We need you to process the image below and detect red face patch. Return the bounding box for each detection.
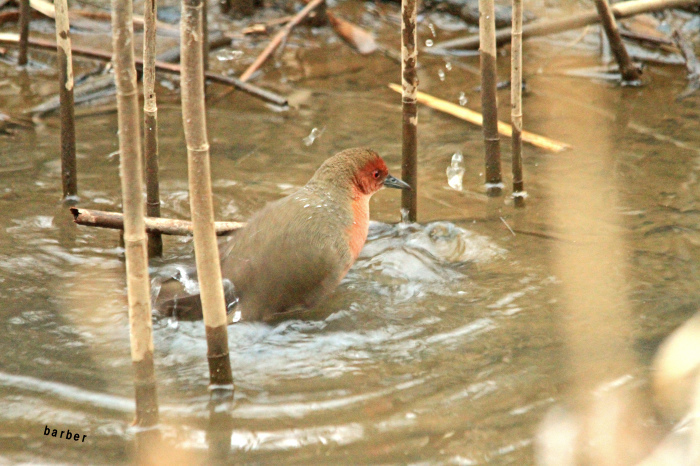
[355,157,389,195]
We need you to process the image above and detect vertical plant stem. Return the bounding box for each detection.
[511,0,524,207]
[202,0,209,72]
[181,0,234,393]
[54,0,77,199]
[111,0,159,428]
[143,0,162,257]
[400,0,418,222]
[593,0,641,83]
[18,0,30,65]
[479,0,502,196]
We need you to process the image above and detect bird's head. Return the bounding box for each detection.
[310,148,410,197]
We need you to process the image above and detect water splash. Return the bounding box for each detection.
[216,49,243,62]
[446,152,465,191]
[303,127,325,146]
[459,92,468,106]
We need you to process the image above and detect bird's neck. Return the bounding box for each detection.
[347,187,371,261]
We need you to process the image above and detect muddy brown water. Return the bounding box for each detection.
[1,2,699,464]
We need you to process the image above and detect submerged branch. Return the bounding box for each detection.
[432,0,699,50]
[0,33,288,107]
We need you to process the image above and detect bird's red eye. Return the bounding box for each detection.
[372,170,380,179]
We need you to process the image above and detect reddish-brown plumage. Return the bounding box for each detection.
[157,148,409,323]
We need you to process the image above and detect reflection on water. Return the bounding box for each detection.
[1,0,700,463]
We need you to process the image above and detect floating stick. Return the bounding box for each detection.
[70,207,245,235]
[388,84,571,153]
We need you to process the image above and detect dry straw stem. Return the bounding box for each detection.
[0,33,288,106]
[143,0,162,257]
[18,0,29,65]
[433,0,698,50]
[70,207,245,235]
[401,0,418,222]
[238,0,325,82]
[479,0,503,195]
[111,0,159,427]
[511,0,524,205]
[54,0,77,199]
[180,0,233,389]
[593,0,641,82]
[388,84,570,152]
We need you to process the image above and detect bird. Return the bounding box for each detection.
[156,147,410,323]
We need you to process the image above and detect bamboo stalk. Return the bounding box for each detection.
[511,0,524,207]
[70,207,245,235]
[54,0,77,200]
[593,0,641,83]
[400,0,418,222]
[0,33,288,106]
[111,0,159,428]
[432,0,698,50]
[479,0,503,196]
[387,84,571,152]
[180,0,234,393]
[238,0,325,82]
[18,0,29,65]
[143,0,162,257]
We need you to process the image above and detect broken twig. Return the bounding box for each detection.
[238,0,325,82]
[388,84,570,152]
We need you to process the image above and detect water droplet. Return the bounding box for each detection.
[425,39,434,47]
[459,92,468,106]
[303,127,324,146]
[445,62,453,71]
[428,23,437,38]
[446,151,465,191]
[437,69,445,81]
[216,49,243,62]
[231,310,242,323]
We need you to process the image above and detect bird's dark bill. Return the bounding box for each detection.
[384,174,411,190]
